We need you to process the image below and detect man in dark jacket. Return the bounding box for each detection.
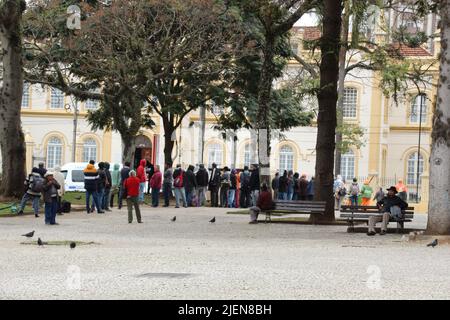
[118,161,131,209]
[83,163,103,214]
[249,164,260,206]
[42,172,61,225]
[367,186,408,236]
[196,164,209,206]
[271,172,279,202]
[36,162,47,178]
[298,174,309,200]
[278,170,288,200]
[228,169,237,208]
[94,162,107,212]
[208,163,221,207]
[184,165,197,206]
[103,162,112,211]
[239,166,251,208]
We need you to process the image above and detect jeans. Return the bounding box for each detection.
[44,197,58,224]
[186,189,195,207]
[251,190,259,206]
[174,187,187,207]
[86,190,101,212]
[139,182,146,202]
[97,187,105,211]
[126,197,142,223]
[228,189,236,208]
[350,195,358,206]
[151,188,160,207]
[19,193,40,214]
[103,188,111,210]
[220,186,229,207]
[197,186,207,206]
[163,183,172,206]
[278,192,287,200]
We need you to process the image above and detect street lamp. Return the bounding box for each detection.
[64,96,79,163]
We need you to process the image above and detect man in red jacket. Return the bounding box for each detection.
[136,159,147,203]
[123,170,142,223]
[150,165,162,207]
[249,183,274,224]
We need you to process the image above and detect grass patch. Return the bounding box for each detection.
[21,240,98,246]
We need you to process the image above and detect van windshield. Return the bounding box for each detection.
[61,170,68,179]
[71,170,85,182]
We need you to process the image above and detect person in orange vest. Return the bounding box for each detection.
[395,179,408,201]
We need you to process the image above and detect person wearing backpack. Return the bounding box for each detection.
[173,164,187,208]
[195,164,209,207]
[334,175,345,210]
[84,162,104,214]
[42,172,61,225]
[17,167,42,217]
[239,166,251,208]
[184,165,197,207]
[360,179,373,206]
[350,178,360,206]
[219,167,231,207]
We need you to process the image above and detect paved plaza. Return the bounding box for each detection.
[0,207,449,300]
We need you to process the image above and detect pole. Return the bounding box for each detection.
[416,95,424,203]
[71,98,78,162]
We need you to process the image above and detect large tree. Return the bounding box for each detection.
[426,0,450,235]
[0,0,26,198]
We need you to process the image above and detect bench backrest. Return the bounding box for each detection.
[340,205,414,216]
[274,200,326,212]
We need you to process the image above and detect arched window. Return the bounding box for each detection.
[341,150,355,182]
[343,87,357,118]
[46,136,63,169]
[406,152,424,185]
[22,82,30,108]
[243,144,251,168]
[279,145,294,172]
[410,94,427,124]
[83,138,97,162]
[208,143,223,168]
[50,87,64,109]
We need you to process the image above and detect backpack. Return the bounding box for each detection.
[30,175,44,193]
[174,170,184,188]
[351,184,359,196]
[338,186,347,196]
[241,173,250,190]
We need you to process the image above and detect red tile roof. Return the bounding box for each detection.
[301,26,321,41]
[390,43,432,57]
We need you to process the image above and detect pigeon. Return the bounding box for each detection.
[37,238,44,246]
[70,242,76,249]
[209,217,216,223]
[427,239,438,248]
[22,230,35,238]
[171,216,176,222]
[75,196,82,200]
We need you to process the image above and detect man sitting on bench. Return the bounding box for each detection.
[367,186,408,236]
[249,183,274,224]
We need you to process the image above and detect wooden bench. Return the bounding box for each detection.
[263,200,326,222]
[339,205,415,233]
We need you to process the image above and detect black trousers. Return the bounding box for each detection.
[239,189,251,208]
[210,189,219,207]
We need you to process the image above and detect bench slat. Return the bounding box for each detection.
[340,213,414,219]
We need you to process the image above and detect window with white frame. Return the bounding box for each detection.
[46,136,63,169]
[208,143,223,168]
[343,87,358,118]
[50,87,64,109]
[341,150,355,182]
[410,94,427,124]
[279,145,294,172]
[85,99,99,110]
[243,144,251,168]
[82,138,97,162]
[407,152,424,185]
[22,82,30,108]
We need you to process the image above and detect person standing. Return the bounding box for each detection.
[228,169,237,208]
[373,187,385,203]
[123,170,142,224]
[271,172,280,201]
[103,162,112,211]
[173,164,187,208]
[17,167,42,217]
[150,165,162,207]
[249,164,260,206]
[110,163,121,208]
[83,162,103,214]
[95,162,107,212]
[42,172,60,225]
[287,170,294,200]
[184,165,197,206]
[306,177,315,201]
[118,161,131,209]
[334,175,346,210]
[360,179,373,206]
[292,172,300,200]
[136,159,147,203]
[349,178,360,206]
[208,163,220,207]
[53,166,66,215]
[146,161,155,195]
[395,179,408,201]
[298,174,309,201]
[162,163,173,207]
[195,164,208,207]
[220,167,231,207]
[239,166,251,208]
[278,170,288,200]
[36,162,47,178]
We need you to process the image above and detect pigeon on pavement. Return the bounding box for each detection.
[70,242,76,249]
[22,231,35,238]
[171,216,176,222]
[209,217,216,223]
[37,238,44,246]
[427,239,438,248]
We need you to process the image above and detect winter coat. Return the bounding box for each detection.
[53,166,66,196]
[298,177,309,197]
[111,164,121,187]
[271,176,279,190]
[249,169,260,191]
[150,170,162,189]
[83,164,99,192]
[120,166,131,187]
[278,175,288,193]
[196,167,209,187]
[184,166,197,192]
[163,167,173,185]
[42,178,60,203]
[24,171,42,196]
[136,159,147,183]
[208,167,221,190]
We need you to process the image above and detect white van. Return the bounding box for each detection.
[60,162,123,192]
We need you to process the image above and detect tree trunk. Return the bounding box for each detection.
[335,0,350,175]
[163,119,175,165]
[256,35,275,187]
[426,0,450,235]
[311,0,342,223]
[0,0,27,199]
[121,134,136,166]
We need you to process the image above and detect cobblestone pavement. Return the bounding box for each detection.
[0,206,449,300]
